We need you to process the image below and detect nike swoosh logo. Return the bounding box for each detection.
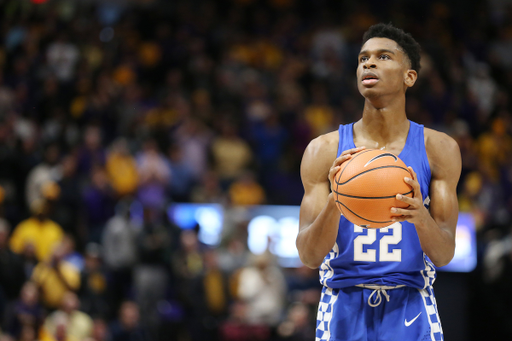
[363,152,398,167]
[404,312,422,327]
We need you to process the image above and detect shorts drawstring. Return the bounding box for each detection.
[355,284,406,307]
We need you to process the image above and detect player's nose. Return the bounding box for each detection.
[363,57,377,69]
[363,60,377,69]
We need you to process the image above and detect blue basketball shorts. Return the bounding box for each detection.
[316,285,443,341]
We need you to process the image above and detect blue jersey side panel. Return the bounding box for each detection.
[319,121,436,289]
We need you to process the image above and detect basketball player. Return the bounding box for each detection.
[296,23,461,341]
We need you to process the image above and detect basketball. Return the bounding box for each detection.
[333,149,413,228]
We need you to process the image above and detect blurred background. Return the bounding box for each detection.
[0,0,510,340]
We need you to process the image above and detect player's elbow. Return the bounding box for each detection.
[299,254,322,269]
[296,237,322,269]
[432,258,451,268]
[431,244,456,268]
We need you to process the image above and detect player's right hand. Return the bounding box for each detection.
[328,146,366,193]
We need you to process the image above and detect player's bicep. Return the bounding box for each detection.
[429,178,458,237]
[298,139,332,231]
[428,134,461,237]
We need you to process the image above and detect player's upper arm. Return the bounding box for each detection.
[425,129,462,237]
[299,133,338,230]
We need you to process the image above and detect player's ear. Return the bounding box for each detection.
[404,69,417,88]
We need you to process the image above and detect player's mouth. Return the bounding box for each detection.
[361,73,379,86]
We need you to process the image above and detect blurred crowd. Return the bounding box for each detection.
[0,0,511,340]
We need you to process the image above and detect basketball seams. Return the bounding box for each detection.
[336,165,411,186]
[334,149,373,214]
[333,189,413,200]
[336,149,375,183]
[335,200,393,225]
[334,150,374,217]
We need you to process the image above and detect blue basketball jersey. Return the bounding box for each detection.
[319,121,436,289]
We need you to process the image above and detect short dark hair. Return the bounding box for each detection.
[362,23,421,74]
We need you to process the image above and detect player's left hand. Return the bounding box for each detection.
[390,166,429,224]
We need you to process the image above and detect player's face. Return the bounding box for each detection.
[356,38,416,99]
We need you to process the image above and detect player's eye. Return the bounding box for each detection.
[360,56,368,62]
[379,54,390,60]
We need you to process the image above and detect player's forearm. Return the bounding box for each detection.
[297,194,340,269]
[414,216,455,267]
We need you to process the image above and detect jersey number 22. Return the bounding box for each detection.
[353,223,402,262]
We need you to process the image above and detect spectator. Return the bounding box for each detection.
[172,228,207,341]
[78,243,109,319]
[228,171,266,206]
[237,252,286,326]
[102,200,138,319]
[52,155,81,239]
[31,243,81,309]
[10,199,64,262]
[285,265,321,306]
[43,292,93,341]
[217,234,250,275]
[220,301,270,341]
[61,235,84,273]
[276,302,315,341]
[17,325,38,341]
[82,167,115,243]
[77,126,106,177]
[83,318,110,341]
[0,219,26,307]
[210,121,253,188]
[19,243,38,281]
[135,140,170,209]
[174,118,212,181]
[106,138,139,198]
[201,249,231,341]
[166,144,195,203]
[249,112,289,195]
[2,282,44,340]
[25,143,60,208]
[303,84,336,137]
[39,311,77,341]
[109,301,150,341]
[191,171,226,204]
[46,33,80,83]
[134,207,171,337]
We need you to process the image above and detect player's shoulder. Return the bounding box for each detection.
[423,128,459,154]
[304,130,339,156]
[301,130,339,180]
[423,127,461,175]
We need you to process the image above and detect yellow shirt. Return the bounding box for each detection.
[106,153,139,196]
[32,261,81,309]
[204,269,226,314]
[44,310,93,341]
[39,327,79,341]
[10,217,64,261]
[304,104,334,137]
[229,181,266,206]
[211,138,252,179]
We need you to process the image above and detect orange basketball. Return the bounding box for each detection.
[333,149,413,228]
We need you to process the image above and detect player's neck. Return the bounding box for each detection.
[356,98,409,148]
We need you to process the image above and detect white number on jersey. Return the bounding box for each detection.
[353,223,402,262]
[353,225,377,261]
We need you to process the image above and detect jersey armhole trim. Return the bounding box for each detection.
[336,125,343,158]
[420,126,432,185]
